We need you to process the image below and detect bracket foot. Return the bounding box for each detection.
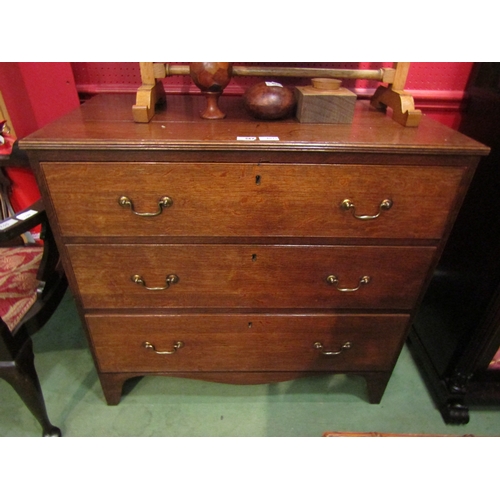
[132,81,166,123]
[371,85,422,127]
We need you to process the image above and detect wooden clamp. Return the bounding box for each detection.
[370,62,422,127]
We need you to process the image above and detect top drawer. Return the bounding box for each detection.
[42,162,465,239]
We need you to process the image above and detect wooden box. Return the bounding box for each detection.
[295,84,357,124]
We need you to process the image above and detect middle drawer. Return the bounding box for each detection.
[68,244,436,310]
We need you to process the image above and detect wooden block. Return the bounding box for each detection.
[295,85,357,124]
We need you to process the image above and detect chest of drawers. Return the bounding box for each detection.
[20,94,489,405]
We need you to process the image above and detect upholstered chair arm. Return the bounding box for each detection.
[0,199,46,243]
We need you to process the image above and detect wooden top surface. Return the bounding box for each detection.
[20,93,489,156]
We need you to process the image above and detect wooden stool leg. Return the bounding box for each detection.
[2,339,61,436]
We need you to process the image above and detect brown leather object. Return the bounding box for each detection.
[243,82,296,120]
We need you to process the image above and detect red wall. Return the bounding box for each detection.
[0,62,80,139]
[0,62,80,209]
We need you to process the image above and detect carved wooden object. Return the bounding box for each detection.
[370,62,422,127]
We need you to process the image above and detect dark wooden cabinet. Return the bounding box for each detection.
[20,93,488,406]
[409,63,500,424]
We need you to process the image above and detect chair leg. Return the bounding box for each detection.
[1,338,61,436]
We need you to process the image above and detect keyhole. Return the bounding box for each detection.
[252,254,257,261]
[255,175,261,185]
[248,322,253,329]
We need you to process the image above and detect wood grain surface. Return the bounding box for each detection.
[42,162,465,240]
[19,93,489,404]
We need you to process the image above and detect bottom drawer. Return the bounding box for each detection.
[87,313,409,373]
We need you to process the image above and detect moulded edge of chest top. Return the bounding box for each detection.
[26,149,484,168]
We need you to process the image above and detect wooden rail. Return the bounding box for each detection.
[156,63,395,83]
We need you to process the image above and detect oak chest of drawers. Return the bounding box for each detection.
[20,94,489,405]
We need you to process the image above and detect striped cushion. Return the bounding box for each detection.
[0,246,43,331]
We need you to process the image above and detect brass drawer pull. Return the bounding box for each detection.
[119,195,173,217]
[131,274,179,290]
[341,198,393,220]
[143,341,184,355]
[314,341,352,356]
[327,275,371,292]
